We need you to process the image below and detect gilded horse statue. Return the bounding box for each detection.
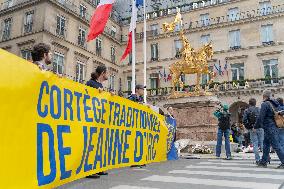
[162,10,215,96]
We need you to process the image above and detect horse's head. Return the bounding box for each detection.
[203,43,213,59]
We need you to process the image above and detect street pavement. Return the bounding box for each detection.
[58,155,284,189]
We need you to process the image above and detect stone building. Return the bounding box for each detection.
[1,0,284,139]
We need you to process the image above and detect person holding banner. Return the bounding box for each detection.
[86,65,108,91]
[86,65,109,178]
[128,84,144,103]
[31,43,52,71]
[165,107,178,160]
[128,84,146,168]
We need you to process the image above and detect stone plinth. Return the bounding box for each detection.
[166,95,219,141]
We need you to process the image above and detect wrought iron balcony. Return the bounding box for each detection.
[122,78,284,98]
[23,23,33,33]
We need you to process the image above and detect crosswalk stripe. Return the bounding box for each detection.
[208,159,280,164]
[109,185,159,189]
[186,165,284,173]
[169,170,284,180]
[141,175,280,189]
[198,162,277,167]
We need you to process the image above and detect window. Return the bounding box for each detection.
[229,30,241,49]
[201,66,213,84]
[263,59,278,84]
[150,24,159,36]
[96,38,102,56]
[228,8,239,21]
[76,62,85,83]
[231,63,244,81]
[79,4,87,19]
[58,0,66,5]
[52,53,64,74]
[78,27,86,47]
[92,0,100,6]
[200,13,210,26]
[174,40,182,58]
[111,46,116,63]
[175,21,182,32]
[150,73,159,94]
[21,49,32,60]
[260,1,272,16]
[109,74,115,91]
[56,15,66,37]
[6,0,13,8]
[2,18,12,41]
[110,26,116,38]
[201,34,210,44]
[261,24,273,44]
[129,52,132,65]
[24,11,34,33]
[127,76,132,92]
[151,43,158,61]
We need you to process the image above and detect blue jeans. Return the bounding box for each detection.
[249,128,264,161]
[261,126,284,164]
[280,129,284,148]
[216,128,231,158]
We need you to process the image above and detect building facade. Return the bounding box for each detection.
[1,0,284,125]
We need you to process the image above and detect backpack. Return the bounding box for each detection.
[218,112,230,130]
[245,110,257,130]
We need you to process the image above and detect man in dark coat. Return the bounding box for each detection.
[256,90,284,169]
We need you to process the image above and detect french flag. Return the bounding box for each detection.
[121,0,143,61]
[87,0,115,42]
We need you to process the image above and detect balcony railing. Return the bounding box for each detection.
[0,0,30,11]
[111,55,116,64]
[123,4,284,42]
[78,37,86,48]
[96,48,102,56]
[56,28,66,38]
[122,78,284,97]
[262,41,275,45]
[1,30,11,41]
[230,46,241,50]
[23,23,33,33]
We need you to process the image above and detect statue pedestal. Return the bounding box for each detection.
[166,95,220,141]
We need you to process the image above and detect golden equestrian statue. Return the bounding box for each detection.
[162,9,215,98]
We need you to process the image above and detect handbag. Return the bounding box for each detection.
[268,102,284,128]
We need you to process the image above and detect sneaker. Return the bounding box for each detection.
[276,164,284,169]
[97,171,108,175]
[224,156,233,160]
[86,174,100,179]
[257,162,267,168]
[216,155,221,159]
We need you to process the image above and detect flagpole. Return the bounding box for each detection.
[131,0,136,95]
[143,0,147,104]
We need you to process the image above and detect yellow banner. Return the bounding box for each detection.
[0,49,168,188]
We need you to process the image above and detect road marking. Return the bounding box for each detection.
[110,185,160,189]
[208,159,280,164]
[169,170,284,180]
[198,162,278,167]
[141,175,281,189]
[186,165,284,173]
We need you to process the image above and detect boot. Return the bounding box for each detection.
[276,164,284,169]
[257,162,267,168]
